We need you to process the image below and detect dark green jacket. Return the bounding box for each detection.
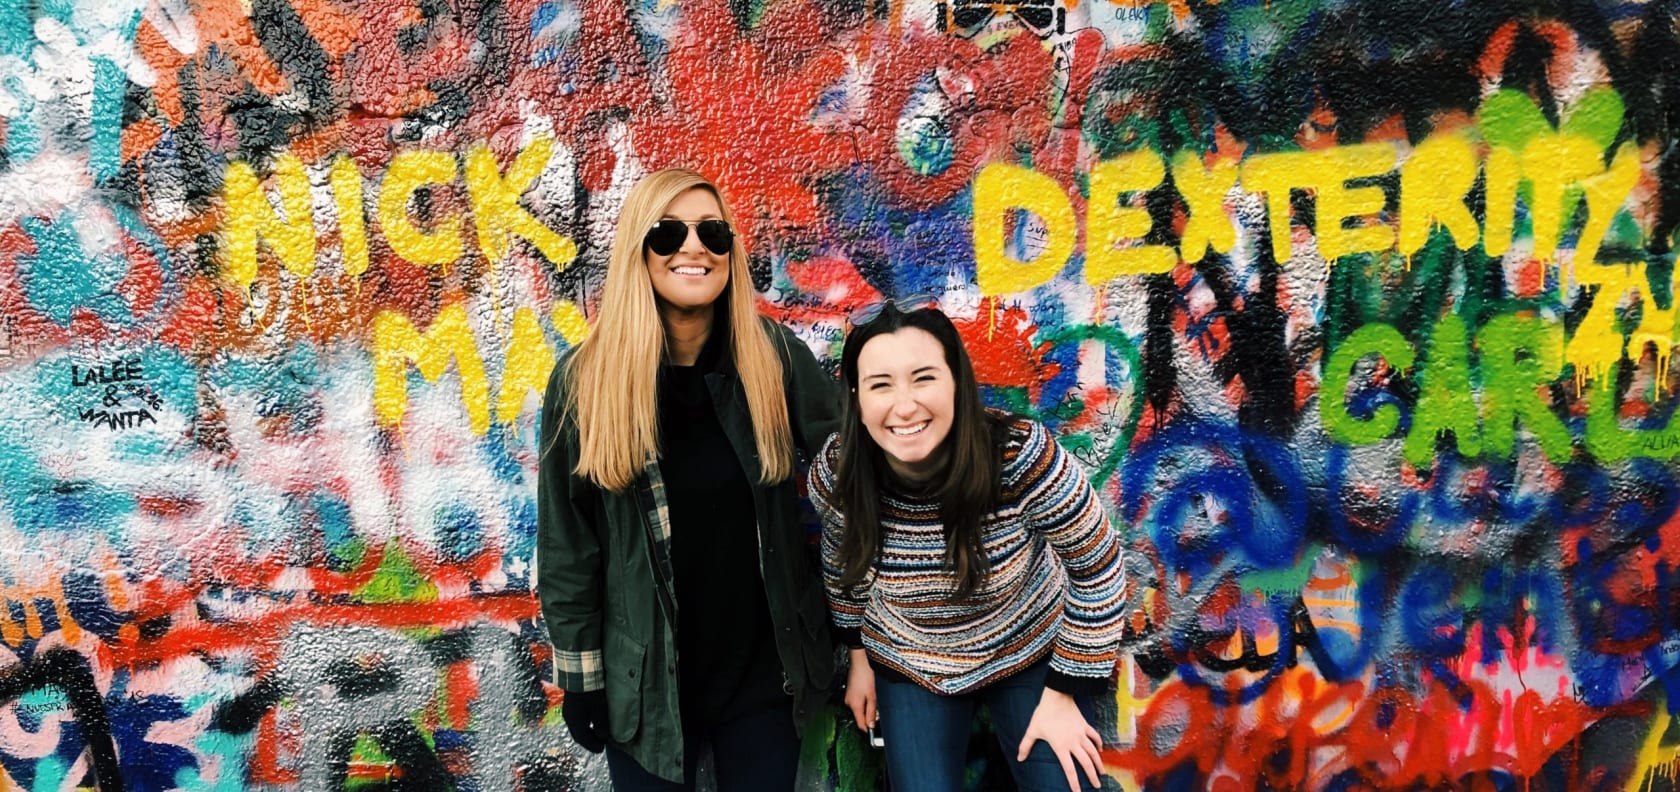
[537,319,841,782]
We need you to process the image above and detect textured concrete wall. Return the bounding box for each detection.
[1,0,1678,789]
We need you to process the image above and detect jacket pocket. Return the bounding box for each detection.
[603,629,646,743]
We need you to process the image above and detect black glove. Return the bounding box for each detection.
[561,689,610,753]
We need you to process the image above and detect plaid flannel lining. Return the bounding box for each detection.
[639,456,678,618]
[555,648,604,692]
[553,456,675,692]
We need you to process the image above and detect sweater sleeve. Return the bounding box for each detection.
[1015,421,1125,694]
[808,436,868,648]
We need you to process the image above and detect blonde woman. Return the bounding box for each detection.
[538,168,841,790]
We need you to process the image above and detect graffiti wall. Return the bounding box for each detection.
[1,0,1678,788]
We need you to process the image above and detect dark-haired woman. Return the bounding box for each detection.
[808,303,1125,792]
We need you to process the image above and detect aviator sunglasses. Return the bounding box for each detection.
[644,219,734,257]
[847,293,938,328]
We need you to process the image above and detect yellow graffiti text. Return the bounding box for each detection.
[219,138,577,289]
[972,129,1643,296]
[373,301,588,434]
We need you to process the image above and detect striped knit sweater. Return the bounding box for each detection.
[809,414,1125,696]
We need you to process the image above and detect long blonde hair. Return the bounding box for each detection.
[559,168,793,492]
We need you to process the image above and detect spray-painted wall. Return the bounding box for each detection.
[1,0,1678,789]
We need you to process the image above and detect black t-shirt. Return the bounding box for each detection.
[658,332,788,728]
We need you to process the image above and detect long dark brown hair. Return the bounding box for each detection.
[833,305,1006,599]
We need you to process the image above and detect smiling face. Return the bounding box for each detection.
[645,187,730,314]
[855,327,957,482]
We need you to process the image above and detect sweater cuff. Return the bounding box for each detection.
[1044,668,1109,697]
[835,625,863,649]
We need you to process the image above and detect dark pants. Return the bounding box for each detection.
[603,703,800,792]
[875,659,1106,792]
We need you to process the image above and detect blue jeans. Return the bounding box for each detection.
[603,703,800,791]
[875,659,1107,792]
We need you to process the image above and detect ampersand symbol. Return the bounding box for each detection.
[102,385,121,407]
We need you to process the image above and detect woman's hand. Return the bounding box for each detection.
[560,688,610,753]
[1017,688,1103,792]
[844,648,877,731]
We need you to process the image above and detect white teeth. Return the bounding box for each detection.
[890,422,928,436]
[672,266,708,276]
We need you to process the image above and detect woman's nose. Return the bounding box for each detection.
[678,223,705,253]
[890,391,919,415]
